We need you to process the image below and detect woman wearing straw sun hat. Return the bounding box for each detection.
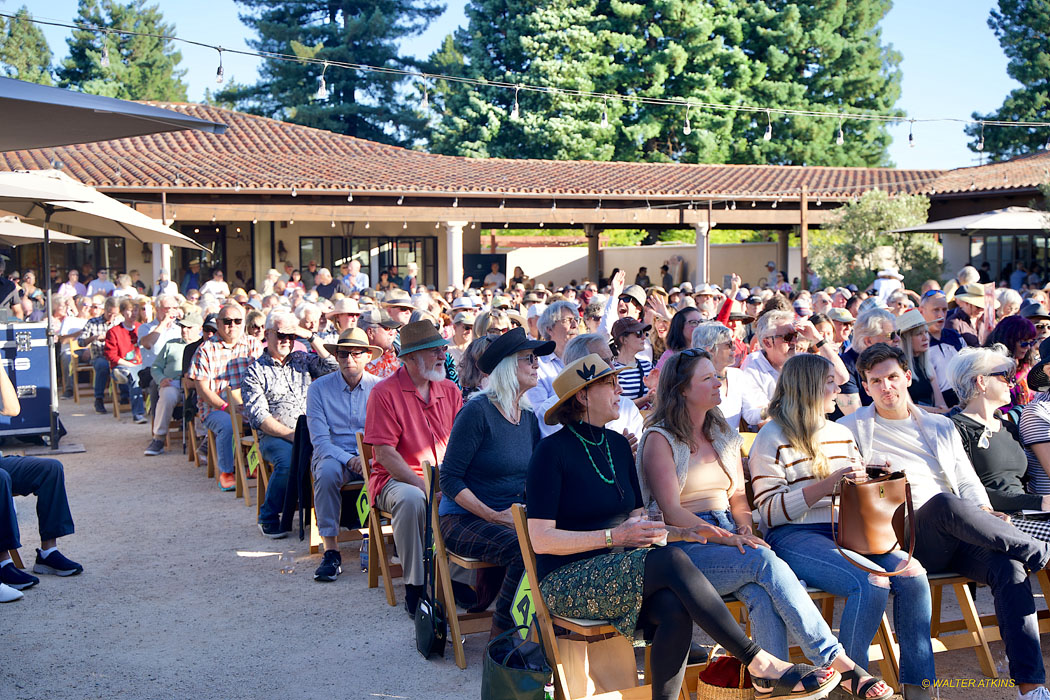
[438,327,554,638]
[525,354,841,700]
[895,308,949,412]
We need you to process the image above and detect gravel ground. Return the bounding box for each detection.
[4,398,1049,699]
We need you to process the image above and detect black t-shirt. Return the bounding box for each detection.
[950,412,1041,512]
[526,422,642,582]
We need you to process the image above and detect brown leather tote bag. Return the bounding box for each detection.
[831,471,916,577]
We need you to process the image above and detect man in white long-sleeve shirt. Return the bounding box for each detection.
[839,343,1050,700]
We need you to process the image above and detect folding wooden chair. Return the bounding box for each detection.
[358,434,403,607]
[510,504,677,700]
[68,340,93,404]
[8,548,22,569]
[250,425,273,518]
[422,463,499,669]
[205,428,218,480]
[109,376,122,419]
[227,399,258,507]
[187,418,202,467]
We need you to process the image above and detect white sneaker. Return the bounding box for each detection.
[0,582,23,602]
[1019,687,1050,700]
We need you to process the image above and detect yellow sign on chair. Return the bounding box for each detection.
[512,572,534,639]
[245,443,260,478]
[356,486,370,525]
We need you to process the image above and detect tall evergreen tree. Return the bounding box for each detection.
[967,0,1050,161]
[219,0,444,147]
[57,0,187,100]
[0,6,53,85]
[427,0,903,166]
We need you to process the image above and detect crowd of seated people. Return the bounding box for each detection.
[15,256,1050,698]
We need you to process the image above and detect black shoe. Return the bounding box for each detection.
[258,522,288,540]
[451,580,478,610]
[313,550,342,582]
[33,549,83,577]
[687,642,710,665]
[94,398,106,414]
[0,562,39,590]
[404,584,424,619]
[61,390,73,399]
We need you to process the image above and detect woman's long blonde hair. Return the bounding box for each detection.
[645,349,732,452]
[767,354,834,477]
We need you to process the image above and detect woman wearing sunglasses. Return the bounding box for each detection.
[985,315,1038,420]
[948,347,1050,542]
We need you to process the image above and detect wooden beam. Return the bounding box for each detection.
[135,202,837,228]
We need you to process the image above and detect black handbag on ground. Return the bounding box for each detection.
[481,625,552,700]
[415,463,448,659]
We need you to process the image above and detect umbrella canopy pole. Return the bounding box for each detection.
[42,205,58,449]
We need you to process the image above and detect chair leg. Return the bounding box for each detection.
[110,379,121,419]
[873,613,900,693]
[9,548,23,569]
[206,431,217,480]
[435,550,468,669]
[368,508,397,606]
[954,581,998,678]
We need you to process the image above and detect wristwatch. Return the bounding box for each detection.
[308,333,317,344]
[604,529,613,548]
[814,339,827,349]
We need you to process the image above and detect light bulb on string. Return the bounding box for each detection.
[510,87,520,120]
[503,222,509,229]
[347,192,353,202]
[731,200,736,210]
[471,222,476,229]
[751,201,756,207]
[551,199,556,211]
[816,198,822,207]
[100,36,110,68]
[499,199,505,209]
[315,62,330,101]
[289,218,294,225]
[420,81,429,112]
[1044,134,1050,151]
[772,199,778,209]
[211,214,216,223]
[724,201,730,211]
[331,220,336,228]
[252,217,257,224]
[683,106,691,136]
[908,120,916,148]
[215,48,224,84]
[976,121,985,151]
[452,197,458,208]
[403,221,408,229]
[763,110,773,141]
[291,186,297,197]
[435,221,440,229]
[539,221,544,228]
[397,195,404,205]
[365,221,370,229]
[836,120,844,146]
[600,98,609,129]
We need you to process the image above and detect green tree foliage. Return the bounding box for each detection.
[57,0,187,100]
[809,189,939,289]
[967,0,1050,161]
[219,0,443,147]
[0,6,53,85]
[428,0,902,166]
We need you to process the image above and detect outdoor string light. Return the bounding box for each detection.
[315,62,330,101]
[836,120,845,146]
[763,110,773,141]
[215,47,224,84]
[420,80,429,112]
[99,32,110,68]
[600,98,609,129]
[976,121,985,151]
[683,107,692,135]
[510,87,520,120]
[909,120,916,148]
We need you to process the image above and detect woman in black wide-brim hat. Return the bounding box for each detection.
[525,354,841,700]
[438,328,554,638]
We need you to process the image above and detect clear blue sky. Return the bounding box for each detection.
[25,0,1018,170]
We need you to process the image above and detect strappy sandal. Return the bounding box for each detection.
[753,663,841,700]
[831,667,893,700]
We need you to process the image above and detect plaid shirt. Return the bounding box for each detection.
[186,334,263,420]
[365,348,400,379]
[78,315,120,360]
[241,350,337,431]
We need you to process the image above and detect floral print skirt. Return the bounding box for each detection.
[539,548,651,642]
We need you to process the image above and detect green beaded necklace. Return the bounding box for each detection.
[567,425,616,485]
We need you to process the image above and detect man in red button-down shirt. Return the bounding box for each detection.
[365,321,462,618]
[104,297,146,423]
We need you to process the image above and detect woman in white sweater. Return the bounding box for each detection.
[750,353,936,700]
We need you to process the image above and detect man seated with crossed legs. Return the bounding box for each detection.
[840,343,1050,700]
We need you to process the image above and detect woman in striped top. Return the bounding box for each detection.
[611,318,653,407]
[750,353,936,700]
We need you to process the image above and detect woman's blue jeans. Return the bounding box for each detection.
[669,509,842,664]
[764,523,935,686]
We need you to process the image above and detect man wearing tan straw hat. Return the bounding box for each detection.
[946,282,996,347]
[242,311,336,539]
[364,321,463,617]
[306,328,383,582]
[360,308,404,379]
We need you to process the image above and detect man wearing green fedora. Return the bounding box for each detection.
[364,321,463,617]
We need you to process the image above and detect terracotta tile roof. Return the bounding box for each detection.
[0,102,1019,200]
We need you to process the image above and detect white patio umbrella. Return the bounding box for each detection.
[0,169,206,448]
[0,216,88,246]
[891,206,1050,234]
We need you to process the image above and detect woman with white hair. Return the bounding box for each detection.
[948,347,1050,541]
[998,288,1023,321]
[439,328,554,637]
[692,322,744,430]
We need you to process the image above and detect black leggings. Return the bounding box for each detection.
[638,546,762,700]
